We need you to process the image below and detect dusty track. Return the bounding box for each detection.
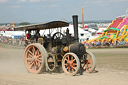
[0,43,128,85]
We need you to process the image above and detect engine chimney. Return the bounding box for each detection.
[72,15,79,42]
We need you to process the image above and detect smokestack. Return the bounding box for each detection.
[72,15,79,42]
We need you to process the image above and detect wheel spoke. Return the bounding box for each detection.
[30,62,34,69]
[27,61,33,65]
[36,54,42,58]
[35,50,38,56]
[67,66,70,71]
[71,56,74,62]
[36,58,42,63]
[72,59,76,62]
[73,63,77,66]
[66,55,70,62]
[86,66,91,71]
[28,50,33,56]
[33,62,36,71]
[32,47,35,55]
[71,58,75,64]
[64,64,68,66]
[35,61,40,70]
[86,63,89,69]
[27,57,32,61]
[87,57,93,64]
[88,60,93,63]
[88,63,93,67]
[71,65,76,72]
[88,57,91,60]
[28,53,33,58]
[86,62,92,69]
[38,57,42,60]
[87,56,90,60]
[37,50,40,55]
[64,56,70,63]
[37,61,41,68]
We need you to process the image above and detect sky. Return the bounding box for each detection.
[0,0,128,23]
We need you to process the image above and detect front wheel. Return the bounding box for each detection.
[62,53,80,76]
[81,50,96,73]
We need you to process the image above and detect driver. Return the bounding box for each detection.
[25,30,31,44]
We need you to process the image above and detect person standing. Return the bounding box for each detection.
[35,29,40,41]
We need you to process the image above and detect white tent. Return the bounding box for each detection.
[3,31,25,37]
[62,24,91,42]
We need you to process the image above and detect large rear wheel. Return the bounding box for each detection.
[62,53,80,76]
[24,43,48,74]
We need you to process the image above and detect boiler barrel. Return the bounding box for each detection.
[70,43,86,56]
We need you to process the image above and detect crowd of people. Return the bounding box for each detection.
[0,36,25,46]
[84,38,128,48]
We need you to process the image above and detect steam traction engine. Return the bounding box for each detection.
[16,15,96,76]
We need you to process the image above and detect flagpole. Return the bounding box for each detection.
[82,4,84,29]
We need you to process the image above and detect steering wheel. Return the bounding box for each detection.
[52,32,64,40]
[52,32,64,45]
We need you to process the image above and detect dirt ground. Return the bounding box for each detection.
[0,43,128,85]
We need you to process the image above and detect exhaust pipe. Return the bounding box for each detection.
[72,15,79,42]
